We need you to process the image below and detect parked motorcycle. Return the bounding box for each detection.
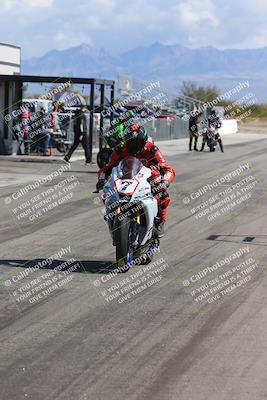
[96,156,161,271]
[52,129,73,154]
[207,125,218,152]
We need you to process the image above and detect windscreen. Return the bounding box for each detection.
[118,157,143,179]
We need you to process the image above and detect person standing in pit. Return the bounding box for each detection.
[20,108,31,155]
[188,111,201,151]
[64,105,90,164]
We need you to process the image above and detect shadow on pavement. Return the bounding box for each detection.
[0,259,117,274]
[69,170,97,174]
[206,234,267,245]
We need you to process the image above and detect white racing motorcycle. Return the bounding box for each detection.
[98,156,161,271]
[207,125,218,152]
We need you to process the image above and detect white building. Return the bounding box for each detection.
[0,42,21,75]
[0,43,21,152]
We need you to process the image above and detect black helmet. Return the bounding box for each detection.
[125,124,148,154]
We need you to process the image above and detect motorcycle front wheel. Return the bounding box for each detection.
[115,217,132,272]
[55,143,70,154]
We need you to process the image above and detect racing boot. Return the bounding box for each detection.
[156,221,165,238]
[189,135,193,151]
[194,136,199,151]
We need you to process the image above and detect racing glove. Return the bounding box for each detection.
[96,179,106,191]
[150,177,169,195]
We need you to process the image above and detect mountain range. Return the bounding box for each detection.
[22,42,267,101]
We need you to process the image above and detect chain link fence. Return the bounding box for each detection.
[144,116,189,141]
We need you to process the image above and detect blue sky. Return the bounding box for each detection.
[1,0,267,58]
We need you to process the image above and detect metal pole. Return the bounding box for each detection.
[4,81,9,139]
[99,84,105,150]
[89,81,95,163]
[110,84,115,127]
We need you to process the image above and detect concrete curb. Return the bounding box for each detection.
[0,154,86,163]
[0,147,99,163]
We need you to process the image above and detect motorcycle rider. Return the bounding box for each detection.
[107,110,154,150]
[202,108,224,152]
[97,123,176,237]
[105,110,136,150]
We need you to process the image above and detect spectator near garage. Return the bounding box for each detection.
[30,107,52,156]
[188,110,202,151]
[39,107,52,156]
[64,105,90,164]
[20,108,31,155]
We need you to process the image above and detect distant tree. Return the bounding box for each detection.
[179,81,220,103]
[28,93,41,99]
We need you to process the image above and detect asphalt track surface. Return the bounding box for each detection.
[1,134,267,400]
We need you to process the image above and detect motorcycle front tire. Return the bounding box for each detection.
[55,143,70,154]
[115,217,132,272]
